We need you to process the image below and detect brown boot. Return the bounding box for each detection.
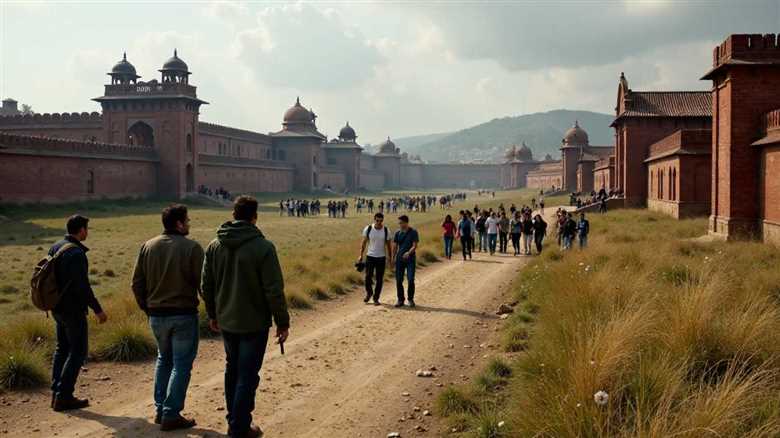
[229,424,263,438]
[53,395,89,412]
[160,415,196,431]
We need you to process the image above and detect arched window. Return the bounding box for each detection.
[128,121,154,147]
[186,133,192,152]
[87,170,95,194]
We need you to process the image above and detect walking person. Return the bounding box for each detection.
[201,196,290,438]
[393,215,419,307]
[486,212,499,255]
[357,213,392,305]
[498,212,510,254]
[50,215,108,412]
[456,211,474,261]
[521,213,534,255]
[132,205,203,431]
[577,212,590,249]
[599,197,607,214]
[509,212,522,256]
[563,212,577,250]
[532,214,547,254]
[475,212,487,252]
[441,214,456,260]
[539,196,545,215]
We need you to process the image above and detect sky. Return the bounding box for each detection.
[0,0,778,145]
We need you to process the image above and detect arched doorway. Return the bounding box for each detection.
[87,170,95,194]
[185,164,194,193]
[128,121,154,147]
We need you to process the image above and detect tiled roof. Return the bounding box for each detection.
[618,91,711,118]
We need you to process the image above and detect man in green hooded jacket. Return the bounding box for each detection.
[201,195,290,438]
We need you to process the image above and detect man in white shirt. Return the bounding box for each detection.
[485,212,500,255]
[357,213,393,305]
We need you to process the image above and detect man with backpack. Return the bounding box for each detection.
[131,205,204,431]
[393,215,419,308]
[357,212,392,305]
[456,210,474,261]
[202,196,290,438]
[475,212,487,253]
[48,215,107,411]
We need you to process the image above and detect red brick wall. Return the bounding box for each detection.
[198,164,293,194]
[761,144,780,225]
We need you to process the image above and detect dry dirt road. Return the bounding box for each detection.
[0,247,532,438]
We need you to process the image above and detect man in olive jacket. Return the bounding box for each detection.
[201,195,290,438]
[132,204,203,431]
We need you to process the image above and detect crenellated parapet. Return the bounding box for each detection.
[762,108,780,133]
[0,132,158,160]
[0,112,103,126]
[712,34,780,67]
[198,121,271,144]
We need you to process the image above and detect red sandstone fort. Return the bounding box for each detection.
[0,34,778,245]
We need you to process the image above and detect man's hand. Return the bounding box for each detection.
[95,311,108,324]
[209,319,220,333]
[276,327,289,344]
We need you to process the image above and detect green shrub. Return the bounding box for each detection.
[0,349,47,390]
[287,291,312,309]
[486,358,513,378]
[437,387,478,416]
[307,286,330,301]
[92,322,156,362]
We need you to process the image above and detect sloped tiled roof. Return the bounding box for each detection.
[618,91,711,118]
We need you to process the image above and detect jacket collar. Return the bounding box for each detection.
[64,235,89,252]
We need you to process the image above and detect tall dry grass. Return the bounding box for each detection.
[439,209,780,437]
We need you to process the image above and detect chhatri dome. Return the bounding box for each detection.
[563,120,589,146]
[159,49,191,84]
[517,141,533,161]
[283,97,316,130]
[338,122,357,141]
[378,137,397,154]
[108,52,140,85]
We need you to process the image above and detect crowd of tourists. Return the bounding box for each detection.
[197,185,234,201]
[354,193,467,215]
[554,208,590,250]
[569,187,622,213]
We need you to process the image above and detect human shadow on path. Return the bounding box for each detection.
[378,303,499,320]
[67,409,227,438]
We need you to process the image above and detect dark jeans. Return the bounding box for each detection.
[51,311,88,398]
[443,236,454,258]
[364,256,386,300]
[535,233,545,253]
[222,329,270,437]
[488,233,498,254]
[511,233,521,255]
[150,314,199,420]
[498,232,508,253]
[396,258,416,302]
[460,236,473,260]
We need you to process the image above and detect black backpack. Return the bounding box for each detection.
[365,225,389,240]
[461,220,472,237]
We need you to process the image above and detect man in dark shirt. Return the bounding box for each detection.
[49,215,107,412]
[393,215,419,308]
[132,204,204,431]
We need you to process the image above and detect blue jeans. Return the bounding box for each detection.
[222,329,270,437]
[488,233,497,254]
[51,312,88,398]
[579,234,588,249]
[150,314,199,420]
[443,236,454,258]
[478,232,488,251]
[396,258,416,302]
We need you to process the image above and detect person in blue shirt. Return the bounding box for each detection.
[577,212,590,249]
[393,215,419,308]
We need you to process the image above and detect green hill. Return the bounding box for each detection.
[395,109,614,163]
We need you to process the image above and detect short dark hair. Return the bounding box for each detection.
[374,212,384,220]
[233,195,259,222]
[398,215,409,223]
[162,204,188,231]
[66,214,89,235]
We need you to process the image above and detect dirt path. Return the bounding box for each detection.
[0,248,531,438]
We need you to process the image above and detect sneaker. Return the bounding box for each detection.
[53,395,89,412]
[373,299,381,306]
[363,294,371,303]
[394,301,404,308]
[160,415,196,431]
[408,300,416,308]
[155,412,162,425]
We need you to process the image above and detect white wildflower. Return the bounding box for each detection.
[594,390,609,406]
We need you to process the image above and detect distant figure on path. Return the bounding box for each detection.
[202,196,290,438]
[456,210,474,261]
[533,214,547,254]
[50,215,108,412]
[486,212,499,255]
[358,212,392,305]
[509,212,522,256]
[599,197,607,214]
[563,212,577,250]
[498,212,510,254]
[539,196,545,215]
[521,213,534,255]
[476,212,488,252]
[578,212,590,249]
[132,204,204,431]
[441,214,456,260]
[393,215,419,307]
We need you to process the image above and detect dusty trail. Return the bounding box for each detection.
[0,247,532,438]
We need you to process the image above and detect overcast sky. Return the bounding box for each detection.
[1,0,778,144]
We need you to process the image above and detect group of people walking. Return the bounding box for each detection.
[46,197,288,437]
[555,208,590,250]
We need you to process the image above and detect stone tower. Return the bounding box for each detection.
[560,121,588,192]
[270,98,326,191]
[94,50,207,198]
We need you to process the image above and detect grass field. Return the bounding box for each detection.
[438,209,780,437]
[0,188,553,390]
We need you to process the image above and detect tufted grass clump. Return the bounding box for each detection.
[92,321,156,362]
[437,387,478,416]
[0,348,48,390]
[286,290,312,309]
